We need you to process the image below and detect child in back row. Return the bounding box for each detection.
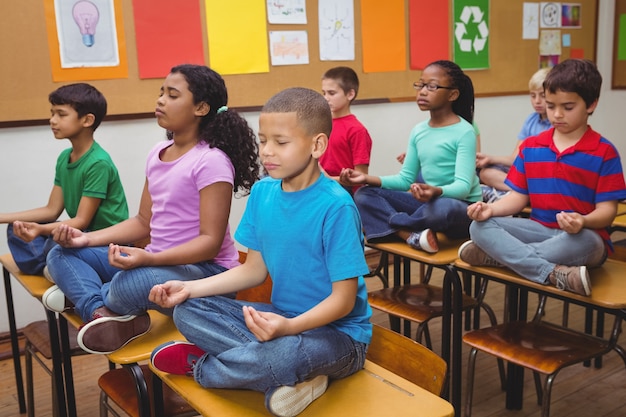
[340,60,482,253]
[460,59,626,296]
[476,67,552,198]
[320,66,372,194]
[43,64,260,354]
[0,83,128,275]
[149,87,372,417]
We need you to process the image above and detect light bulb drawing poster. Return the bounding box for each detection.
[44,0,128,81]
[319,0,355,61]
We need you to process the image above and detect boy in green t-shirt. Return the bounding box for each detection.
[0,83,128,275]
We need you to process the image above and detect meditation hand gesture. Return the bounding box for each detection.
[410,183,441,202]
[107,243,153,270]
[339,168,366,186]
[243,305,290,342]
[12,221,42,242]
[52,224,89,248]
[148,281,190,308]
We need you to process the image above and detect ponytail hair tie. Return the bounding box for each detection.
[217,105,228,114]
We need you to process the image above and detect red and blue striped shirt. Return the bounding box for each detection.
[506,126,626,247]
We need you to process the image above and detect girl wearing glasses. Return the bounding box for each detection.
[340,60,481,253]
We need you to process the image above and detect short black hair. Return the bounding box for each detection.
[543,59,602,108]
[49,83,107,131]
[262,87,332,138]
[322,66,360,100]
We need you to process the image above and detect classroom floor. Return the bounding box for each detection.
[1,257,625,417]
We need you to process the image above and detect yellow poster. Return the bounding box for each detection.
[204,0,270,75]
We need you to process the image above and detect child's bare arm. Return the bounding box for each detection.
[0,185,64,224]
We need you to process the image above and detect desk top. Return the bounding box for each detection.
[0,253,53,300]
[365,237,464,266]
[151,360,454,417]
[455,258,626,310]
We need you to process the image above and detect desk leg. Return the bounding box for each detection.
[504,286,528,410]
[46,310,68,417]
[59,315,77,417]
[3,266,26,413]
[152,370,165,417]
[443,265,462,415]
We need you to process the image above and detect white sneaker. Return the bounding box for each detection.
[265,375,329,417]
[42,285,72,313]
[43,266,55,283]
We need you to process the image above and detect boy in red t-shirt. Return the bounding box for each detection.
[320,67,373,194]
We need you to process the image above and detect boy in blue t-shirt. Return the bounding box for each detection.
[0,83,128,275]
[149,87,372,417]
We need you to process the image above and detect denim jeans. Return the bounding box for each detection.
[7,223,57,275]
[173,296,368,393]
[354,186,472,241]
[469,217,607,284]
[46,245,228,322]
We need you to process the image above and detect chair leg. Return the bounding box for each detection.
[416,322,433,350]
[541,373,558,417]
[464,348,479,417]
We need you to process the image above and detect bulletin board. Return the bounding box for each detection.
[613,0,626,89]
[0,0,598,125]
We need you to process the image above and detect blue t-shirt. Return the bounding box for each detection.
[517,112,552,140]
[235,174,373,344]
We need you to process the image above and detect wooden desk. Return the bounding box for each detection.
[150,360,455,417]
[365,238,466,414]
[0,253,70,417]
[453,258,626,410]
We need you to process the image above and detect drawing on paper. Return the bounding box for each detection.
[267,0,307,24]
[269,31,309,65]
[319,0,354,61]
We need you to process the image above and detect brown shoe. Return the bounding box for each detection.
[77,307,151,354]
[458,241,503,267]
[548,265,591,296]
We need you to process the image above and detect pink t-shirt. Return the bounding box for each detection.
[144,140,239,269]
[319,114,372,176]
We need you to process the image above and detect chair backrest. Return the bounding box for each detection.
[234,251,273,303]
[366,324,447,396]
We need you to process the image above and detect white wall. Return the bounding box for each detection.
[1,0,623,333]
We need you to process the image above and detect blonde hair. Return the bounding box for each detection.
[528,67,551,90]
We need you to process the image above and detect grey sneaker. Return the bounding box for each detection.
[265,375,329,417]
[406,229,439,253]
[458,241,503,267]
[549,265,591,296]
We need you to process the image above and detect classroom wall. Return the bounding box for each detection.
[1,0,624,334]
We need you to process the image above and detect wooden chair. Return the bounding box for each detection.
[463,293,626,417]
[366,238,500,350]
[366,323,446,395]
[23,319,87,417]
[148,324,454,417]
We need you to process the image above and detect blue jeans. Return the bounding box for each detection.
[7,223,57,275]
[46,245,228,322]
[354,186,472,241]
[469,217,607,284]
[173,296,368,393]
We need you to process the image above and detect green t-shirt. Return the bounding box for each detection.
[54,141,128,230]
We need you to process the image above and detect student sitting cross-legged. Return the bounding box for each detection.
[149,87,372,417]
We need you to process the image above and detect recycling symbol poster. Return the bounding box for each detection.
[453,0,490,70]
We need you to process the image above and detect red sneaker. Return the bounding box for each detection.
[151,341,205,376]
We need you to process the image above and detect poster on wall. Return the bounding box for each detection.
[44,0,128,81]
[453,0,490,70]
[319,0,355,61]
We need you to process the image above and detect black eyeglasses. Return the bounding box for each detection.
[413,82,455,92]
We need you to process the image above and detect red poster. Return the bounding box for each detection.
[409,0,450,70]
[133,0,205,79]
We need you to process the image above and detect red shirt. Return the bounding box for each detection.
[319,114,372,176]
